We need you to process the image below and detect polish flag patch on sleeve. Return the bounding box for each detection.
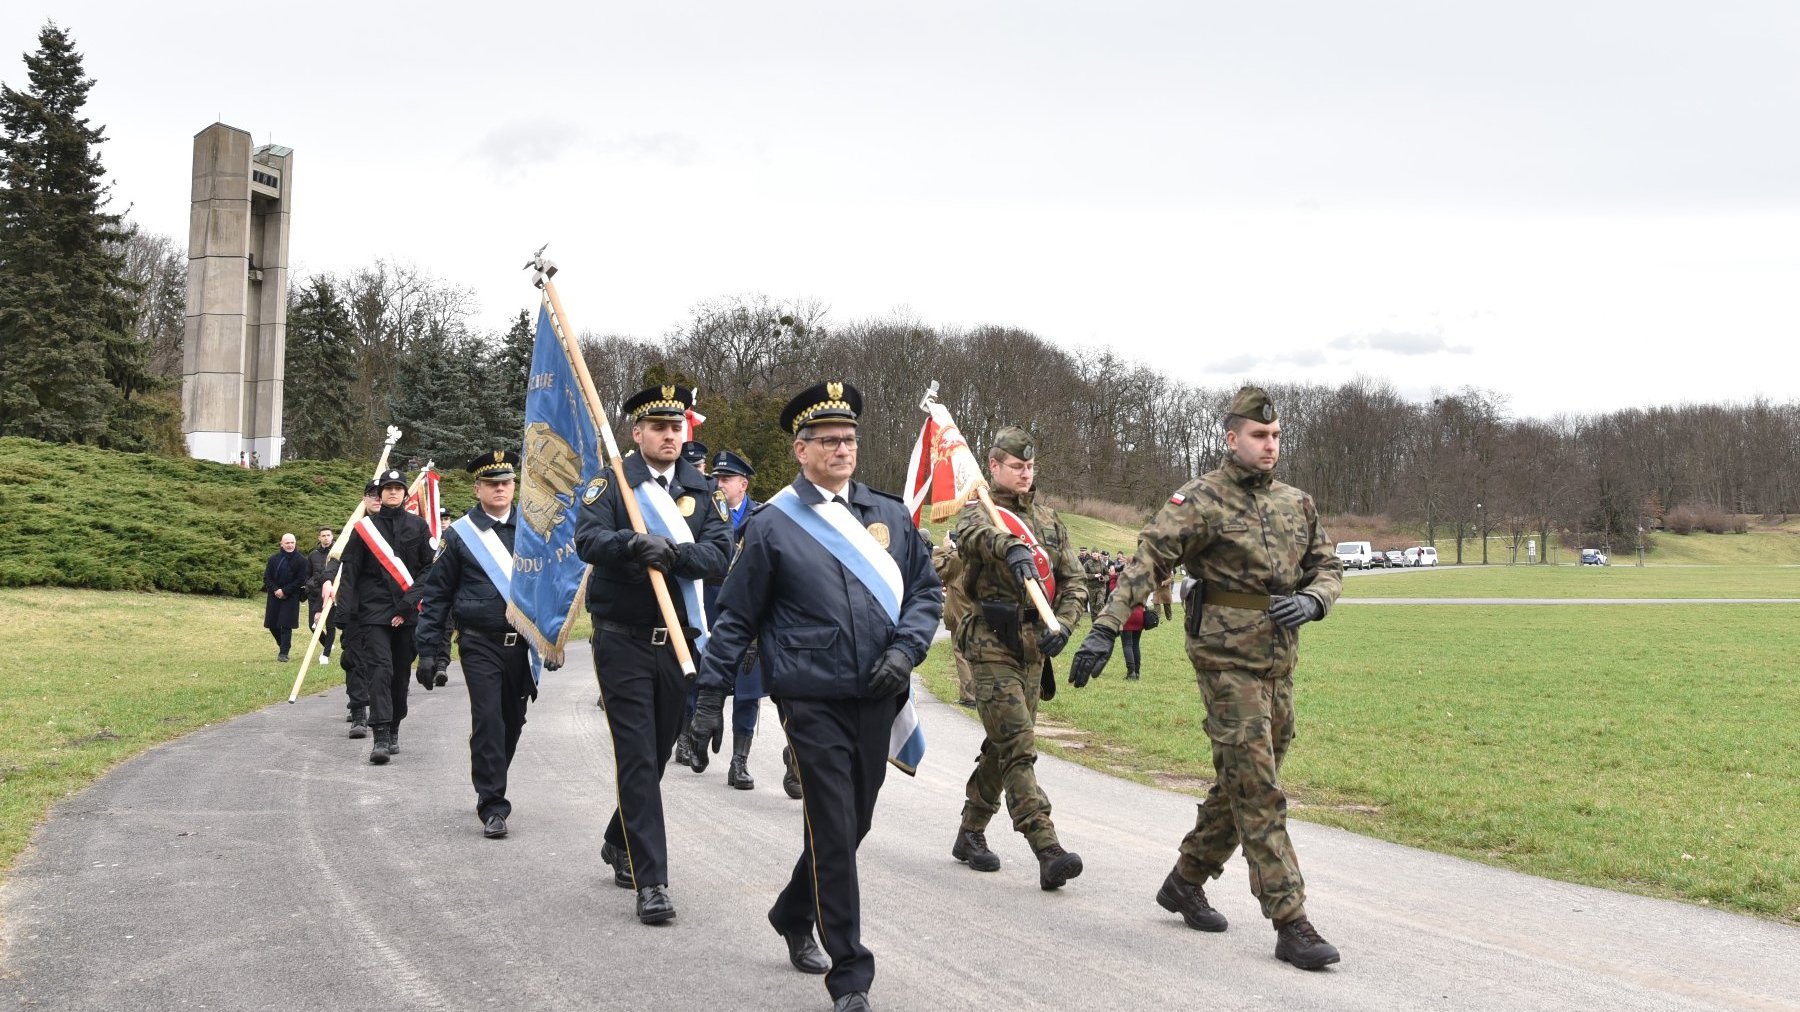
[1169,490,1187,505]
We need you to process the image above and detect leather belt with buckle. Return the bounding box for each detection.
[598,620,671,645]
[465,628,523,647]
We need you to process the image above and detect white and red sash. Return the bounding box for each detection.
[992,504,1055,598]
[354,515,414,591]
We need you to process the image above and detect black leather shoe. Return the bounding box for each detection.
[1035,844,1082,890]
[832,992,871,1012]
[951,828,1001,872]
[1275,917,1340,969]
[1156,868,1227,932]
[483,814,508,839]
[636,884,675,924]
[782,746,803,799]
[782,929,828,974]
[600,840,633,889]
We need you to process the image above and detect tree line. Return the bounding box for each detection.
[6,23,1795,560]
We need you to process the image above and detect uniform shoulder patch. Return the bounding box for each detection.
[713,489,731,523]
[1169,490,1187,505]
[582,476,608,505]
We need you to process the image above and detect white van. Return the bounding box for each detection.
[1335,541,1375,570]
[1403,546,1439,567]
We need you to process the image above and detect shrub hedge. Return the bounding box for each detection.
[0,438,473,597]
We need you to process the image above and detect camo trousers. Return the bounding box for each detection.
[960,660,1058,851]
[1176,667,1307,924]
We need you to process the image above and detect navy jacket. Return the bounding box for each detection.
[574,453,731,630]
[335,505,434,627]
[698,476,943,700]
[415,506,517,658]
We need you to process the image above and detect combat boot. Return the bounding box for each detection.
[951,828,1001,872]
[781,746,803,800]
[1035,843,1083,890]
[387,725,400,754]
[726,733,755,790]
[674,734,699,772]
[368,725,392,765]
[1155,868,1227,931]
[1274,917,1340,970]
[348,706,369,739]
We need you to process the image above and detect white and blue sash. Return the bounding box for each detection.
[450,513,542,683]
[633,479,709,651]
[768,486,927,773]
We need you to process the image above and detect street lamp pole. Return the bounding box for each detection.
[1477,502,1488,565]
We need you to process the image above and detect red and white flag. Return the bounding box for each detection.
[904,389,989,525]
[902,415,940,525]
[682,388,706,444]
[404,466,441,543]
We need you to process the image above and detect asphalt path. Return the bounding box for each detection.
[4,648,1798,1011]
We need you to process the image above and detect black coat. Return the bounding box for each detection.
[262,549,309,630]
[335,506,434,627]
[416,506,517,658]
[574,453,732,631]
[697,477,942,700]
[305,544,340,608]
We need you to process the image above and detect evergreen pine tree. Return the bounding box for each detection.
[0,23,142,445]
[282,278,359,459]
[483,308,533,448]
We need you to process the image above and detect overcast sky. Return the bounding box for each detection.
[8,2,1799,419]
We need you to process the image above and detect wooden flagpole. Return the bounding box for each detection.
[920,383,1062,635]
[529,250,697,677]
[285,430,409,702]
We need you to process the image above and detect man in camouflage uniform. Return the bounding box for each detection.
[948,426,1088,890]
[1081,548,1105,618]
[1069,386,1344,970]
[931,532,978,707]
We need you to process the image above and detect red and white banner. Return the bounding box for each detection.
[919,400,986,524]
[902,415,940,526]
[681,389,706,445]
[354,515,415,591]
[404,467,441,543]
[991,504,1055,598]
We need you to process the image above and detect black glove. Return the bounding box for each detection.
[1003,542,1039,587]
[1068,626,1116,688]
[544,659,563,672]
[1268,593,1323,629]
[687,688,726,763]
[414,663,434,690]
[1037,625,1070,658]
[1141,608,1160,631]
[629,532,680,573]
[866,647,914,697]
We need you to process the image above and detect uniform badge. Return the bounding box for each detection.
[1170,491,1187,505]
[713,490,731,523]
[677,495,696,518]
[867,521,890,549]
[582,479,606,505]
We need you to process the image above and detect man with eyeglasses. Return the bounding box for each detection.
[946,426,1088,888]
[685,381,942,1012]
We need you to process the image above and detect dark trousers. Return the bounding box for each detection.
[307,600,337,657]
[592,627,689,888]
[1120,630,1142,672]
[346,623,414,727]
[269,626,293,655]
[463,632,534,821]
[770,694,901,999]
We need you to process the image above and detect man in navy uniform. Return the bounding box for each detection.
[326,469,433,764]
[416,451,534,840]
[575,385,732,924]
[686,381,942,1012]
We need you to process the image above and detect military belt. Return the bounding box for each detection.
[462,627,526,648]
[597,620,672,645]
[1202,588,1271,611]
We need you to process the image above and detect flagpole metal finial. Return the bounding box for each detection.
[524,244,558,289]
[920,381,940,411]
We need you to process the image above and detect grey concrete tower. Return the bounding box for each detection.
[182,122,292,466]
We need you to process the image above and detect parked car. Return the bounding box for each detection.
[1580,548,1609,566]
[1403,546,1440,567]
[1384,550,1407,567]
[1335,541,1375,570]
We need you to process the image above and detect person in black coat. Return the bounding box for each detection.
[416,451,533,840]
[686,382,943,1012]
[263,533,309,661]
[304,527,341,666]
[325,469,434,763]
[574,385,732,926]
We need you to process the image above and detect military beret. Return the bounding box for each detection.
[376,469,407,490]
[1227,386,1278,423]
[468,449,519,482]
[781,381,862,433]
[623,385,693,422]
[680,441,709,466]
[991,425,1035,461]
[711,448,755,477]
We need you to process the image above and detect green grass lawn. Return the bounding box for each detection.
[1060,512,1141,556]
[922,603,1800,922]
[1343,565,1799,598]
[0,587,345,876]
